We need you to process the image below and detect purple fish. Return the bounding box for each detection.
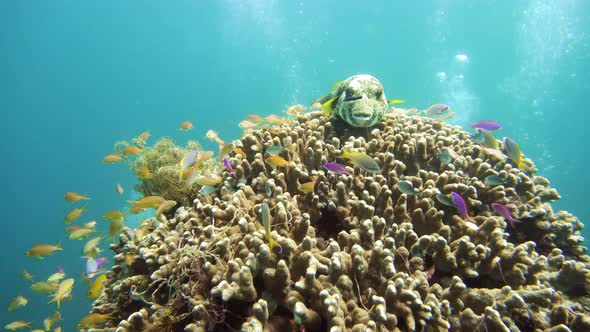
[469,120,502,131]
[95,257,108,269]
[223,158,236,175]
[491,203,520,228]
[323,162,351,174]
[451,192,471,221]
[56,265,64,273]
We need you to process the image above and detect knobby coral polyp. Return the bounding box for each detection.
[94,110,589,331]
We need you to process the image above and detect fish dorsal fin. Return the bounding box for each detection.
[321,97,337,115]
[331,80,342,90]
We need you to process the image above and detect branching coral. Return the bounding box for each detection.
[89,112,589,331]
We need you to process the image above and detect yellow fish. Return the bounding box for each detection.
[102,154,124,164]
[65,206,86,224]
[7,296,27,311]
[43,311,62,331]
[76,312,114,329]
[68,227,96,240]
[195,176,223,187]
[86,273,108,299]
[219,143,234,160]
[64,192,90,202]
[297,179,316,193]
[265,155,289,168]
[155,200,177,218]
[20,270,33,282]
[135,166,151,179]
[128,196,165,209]
[179,120,194,131]
[341,148,381,174]
[26,243,63,258]
[102,210,126,223]
[83,237,102,258]
[109,219,124,239]
[47,272,66,283]
[31,281,59,293]
[49,278,74,308]
[260,202,281,253]
[246,114,265,123]
[4,320,31,330]
[120,145,143,156]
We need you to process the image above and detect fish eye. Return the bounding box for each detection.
[375,90,382,99]
[346,87,355,97]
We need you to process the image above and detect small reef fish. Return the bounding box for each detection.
[265,145,288,155]
[469,120,501,131]
[503,137,524,169]
[102,210,126,223]
[49,278,74,308]
[47,272,66,283]
[219,143,234,159]
[129,205,146,214]
[120,145,143,156]
[20,270,33,282]
[179,150,199,181]
[64,192,90,202]
[247,114,265,123]
[265,114,288,125]
[135,166,151,179]
[310,102,322,111]
[128,196,165,209]
[297,179,316,193]
[155,200,177,218]
[109,219,124,239]
[265,182,273,197]
[491,203,520,228]
[86,273,108,299]
[437,148,457,165]
[261,202,282,254]
[233,146,246,156]
[199,185,217,196]
[4,321,31,330]
[239,120,259,130]
[341,148,381,173]
[26,243,63,258]
[423,103,450,115]
[223,158,236,175]
[472,128,499,149]
[323,162,351,175]
[179,120,194,131]
[205,129,224,146]
[195,175,223,186]
[451,192,471,221]
[116,183,124,194]
[102,154,124,164]
[397,180,420,195]
[137,130,151,141]
[180,166,200,189]
[485,175,508,186]
[265,155,289,168]
[30,281,59,293]
[43,311,62,331]
[85,257,99,278]
[83,237,102,258]
[286,104,307,116]
[7,295,28,311]
[65,206,86,224]
[76,312,114,330]
[68,227,96,240]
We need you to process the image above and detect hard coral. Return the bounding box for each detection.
[92,112,590,331]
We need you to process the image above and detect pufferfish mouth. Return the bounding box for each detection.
[351,110,373,120]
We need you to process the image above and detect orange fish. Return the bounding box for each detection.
[65,206,86,224]
[102,154,124,164]
[155,200,177,218]
[297,179,316,193]
[128,196,166,209]
[195,176,223,186]
[137,130,151,141]
[179,121,193,131]
[120,145,143,156]
[265,156,289,168]
[135,167,151,179]
[64,192,90,202]
[233,147,246,156]
[102,210,126,222]
[25,243,63,258]
[239,120,259,130]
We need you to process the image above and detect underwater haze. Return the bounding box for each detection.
[1,0,589,329]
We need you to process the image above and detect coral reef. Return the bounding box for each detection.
[90,112,589,331]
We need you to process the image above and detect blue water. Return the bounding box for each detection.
[1,1,588,329]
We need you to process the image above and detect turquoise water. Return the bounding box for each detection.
[1,1,588,329]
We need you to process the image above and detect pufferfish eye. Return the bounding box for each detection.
[375,90,383,99]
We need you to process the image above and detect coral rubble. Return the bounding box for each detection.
[90,112,589,331]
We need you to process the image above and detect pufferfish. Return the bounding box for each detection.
[313,74,403,128]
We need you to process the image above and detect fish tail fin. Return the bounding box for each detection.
[388,99,405,104]
[56,241,63,251]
